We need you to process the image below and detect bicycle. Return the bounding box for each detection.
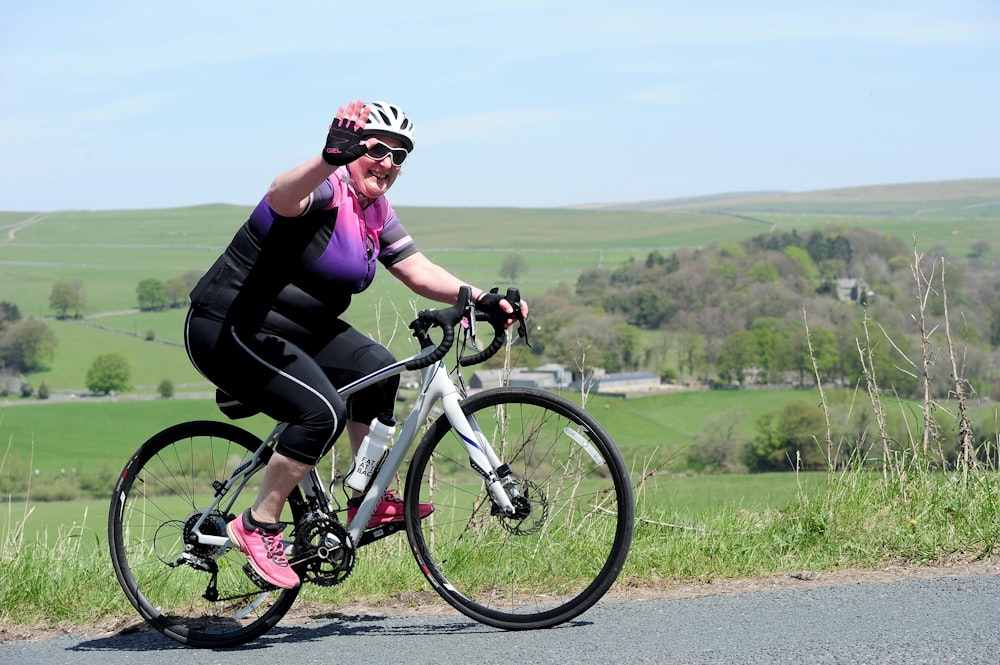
[108,287,635,648]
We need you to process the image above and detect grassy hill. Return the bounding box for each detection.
[1,178,997,396]
[1,178,997,545]
[576,178,1000,257]
[578,178,1000,214]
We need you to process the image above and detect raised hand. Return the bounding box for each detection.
[322,100,372,166]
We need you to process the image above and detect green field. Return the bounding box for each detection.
[10,385,916,480]
[4,384,993,543]
[2,184,1000,630]
[2,181,999,394]
[0,388,823,537]
[1,179,998,539]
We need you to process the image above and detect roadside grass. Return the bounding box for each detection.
[3,458,998,627]
[0,506,126,626]
[624,465,1000,585]
[2,406,998,626]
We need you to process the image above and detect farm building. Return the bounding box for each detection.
[575,370,663,396]
[468,364,568,390]
[468,365,667,398]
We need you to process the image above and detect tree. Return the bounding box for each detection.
[499,253,528,282]
[990,298,1000,347]
[157,378,175,399]
[716,330,757,386]
[677,332,707,379]
[164,277,188,308]
[136,278,168,311]
[86,352,132,395]
[0,301,21,326]
[968,240,991,259]
[0,318,58,372]
[790,324,839,385]
[750,319,792,384]
[181,269,204,292]
[575,267,613,307]
[745,399,826,471]
[611,283,672,328]
[49,280,86,319]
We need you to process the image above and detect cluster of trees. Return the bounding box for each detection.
[49,279,87,318]
[0,301,57,374]
[4,278,177,398]
[48,271,202,319]
[135,270,202,311]
[528,226,1000,401]
[10,271,200,398]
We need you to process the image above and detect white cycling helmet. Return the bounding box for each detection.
[364,101,415,152]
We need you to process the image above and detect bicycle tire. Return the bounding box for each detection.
[108,420,304,648]
[404,387,634,630]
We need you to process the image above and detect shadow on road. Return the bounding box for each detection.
[68,611,592,652]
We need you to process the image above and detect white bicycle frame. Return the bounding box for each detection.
[186,338,518,553]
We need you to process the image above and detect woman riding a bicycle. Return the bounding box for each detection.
[184,99,528,590]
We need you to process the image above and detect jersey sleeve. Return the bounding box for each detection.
[376,204,418,267]
[302,178,336,215]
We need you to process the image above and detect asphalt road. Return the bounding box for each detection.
[4,573,1000,664]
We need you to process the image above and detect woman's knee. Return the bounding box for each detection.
[275,393,348,465]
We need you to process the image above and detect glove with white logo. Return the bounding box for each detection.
[322,116,368,166]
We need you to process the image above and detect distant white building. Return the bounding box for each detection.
[468,364,668,397]
[577,370,662,396]
[469,364,567,390]
[834,277,871,304]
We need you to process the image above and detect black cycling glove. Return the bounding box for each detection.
[322,117,368,166]
[477,287,530,345]
[476,288,505,311]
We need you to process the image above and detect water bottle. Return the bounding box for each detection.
[345,416,395,492]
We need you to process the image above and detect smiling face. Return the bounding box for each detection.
[348,133,405,201]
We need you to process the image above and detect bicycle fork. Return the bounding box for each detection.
[433,369,522,517]
[345,362,521,544]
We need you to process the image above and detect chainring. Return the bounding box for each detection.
[291,513,356,587]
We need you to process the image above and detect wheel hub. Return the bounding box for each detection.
[495,479,548,535]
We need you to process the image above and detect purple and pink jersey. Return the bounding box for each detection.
[189,167,418,340]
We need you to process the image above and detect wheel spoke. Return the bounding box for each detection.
[406,388,634,629]
[109,421,303,648]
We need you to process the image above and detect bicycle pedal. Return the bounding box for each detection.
[242,563,278,591]
[356,521,404,547]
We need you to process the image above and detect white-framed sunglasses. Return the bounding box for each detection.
[365,139,409,166]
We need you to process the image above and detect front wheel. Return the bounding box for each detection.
[108,421,304,648]
[404,388,635,629]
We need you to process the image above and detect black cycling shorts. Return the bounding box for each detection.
[184,310,399,465]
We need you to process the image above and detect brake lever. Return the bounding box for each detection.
[465,299,478,349]
[504,287,531,348]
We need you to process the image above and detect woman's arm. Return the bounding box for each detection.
[388,252,485,304]
[266,156,336,217]
[267,100,371,217]
[389,252,529,322]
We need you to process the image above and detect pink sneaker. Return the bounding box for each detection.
[348,490,433,529]
[226,510,299,589]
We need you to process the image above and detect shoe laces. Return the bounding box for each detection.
[258,529,289,566]
[381,489,403,505]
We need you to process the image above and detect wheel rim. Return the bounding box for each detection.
[406,390,634,627]
[109,422,301,647]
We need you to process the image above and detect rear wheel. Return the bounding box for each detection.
[108,421,304,648]
[405,388,634,629]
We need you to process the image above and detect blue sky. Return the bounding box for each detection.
[1,1,997,211]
